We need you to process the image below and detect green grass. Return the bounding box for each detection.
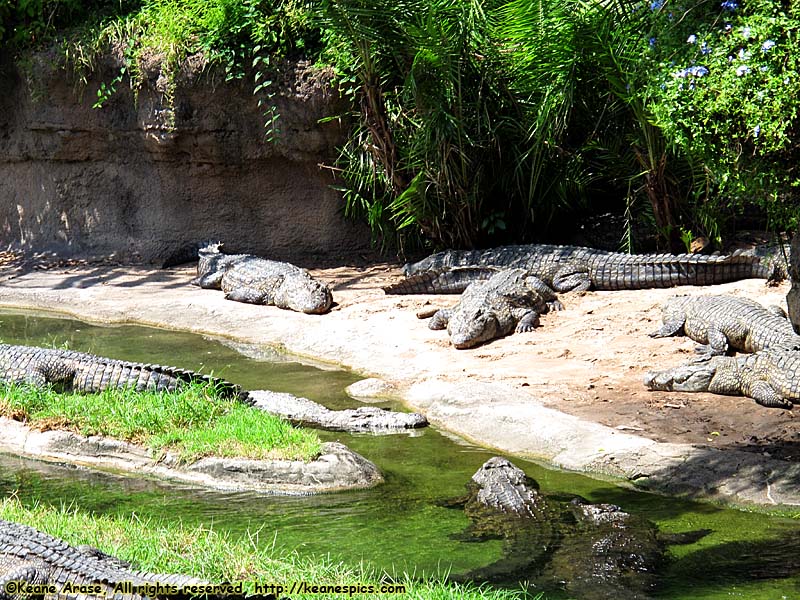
[0,498,543,600]
[0,381,321,463]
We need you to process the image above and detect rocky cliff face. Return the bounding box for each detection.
[0,51,369,264]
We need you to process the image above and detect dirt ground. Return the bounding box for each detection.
[314,262,800,463]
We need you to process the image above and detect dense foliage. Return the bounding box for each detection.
[2,0,798,251]
[644,0,800,242]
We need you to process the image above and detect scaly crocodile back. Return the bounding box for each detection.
[219,257,332,314]
[0,518,219,599]
[0,344,247,402]
[653,294,800,354]
[384,267,500,294]
[393,244,781,294]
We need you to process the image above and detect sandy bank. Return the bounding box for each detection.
[0,260,799,507]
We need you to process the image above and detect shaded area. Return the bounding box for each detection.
[659,529,800,598]
[637,444,800,506]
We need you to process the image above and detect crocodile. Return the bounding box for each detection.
[248,390,429,432]
[192,242,333,314]
[0,518,251,600]
[644,343,800,409]
[385,243,787,294]
[650,294,800,357]
[443,457,707,598]
[0,344,246,402]
[423,268,563,349]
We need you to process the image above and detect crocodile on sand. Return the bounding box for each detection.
[442,457,707,599]
[650,294,800,357]
[644,343,800,409]
[192,242,333,314]
[0,518,254,600]
[385,243,787,294]
[0,344,247,402]
[423,268,563,349]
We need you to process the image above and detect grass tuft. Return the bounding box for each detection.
[0,381,321,463]
[0,498,542,600]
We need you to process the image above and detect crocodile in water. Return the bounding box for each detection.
[650,294,800,357]
[423,268,563,349]
[248,390,428,432]
[644,343,800,409]
[385,244,786,294]
[442,457,707,599]
[0,344,246,401]
[0,518,254,600]
[192,243,332,314]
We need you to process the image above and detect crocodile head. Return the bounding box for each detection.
[470,457,547,519]
[275,274,333,314]
[402,249,481,277]
[197,241,223,256]
[471,456,531,488]
[643,362,717,393]
[447,306,500,349]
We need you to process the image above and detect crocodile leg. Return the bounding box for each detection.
[696,325,730,357]
[736,377,793,409]
[513,309,540,333]
[224,285,268,304]
[20,371,48,387]
[428,309,452,330]
[649,317,685,338]
[192,271,225,289]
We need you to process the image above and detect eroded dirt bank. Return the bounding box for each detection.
[1,259,799,508]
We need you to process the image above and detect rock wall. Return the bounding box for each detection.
[0,51,370,264]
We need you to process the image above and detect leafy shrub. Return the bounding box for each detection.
[4,0,799,249]
[644,0,800,233]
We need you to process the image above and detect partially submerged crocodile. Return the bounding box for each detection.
[0,344,246,401]
[443,457,707,598]
[650,294,800,357]
[423,269,563,349]
[248,390,428,432]
[644,344,800,409]
[385,243,787,294]
[192,243,333,314]
[0,518,248,600]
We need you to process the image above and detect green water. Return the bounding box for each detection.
[1,309,800,599]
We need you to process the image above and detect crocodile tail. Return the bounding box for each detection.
[591,249,777,290]
[148,364,249,402]
[74,359,247,401]
[384,266,500,294]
